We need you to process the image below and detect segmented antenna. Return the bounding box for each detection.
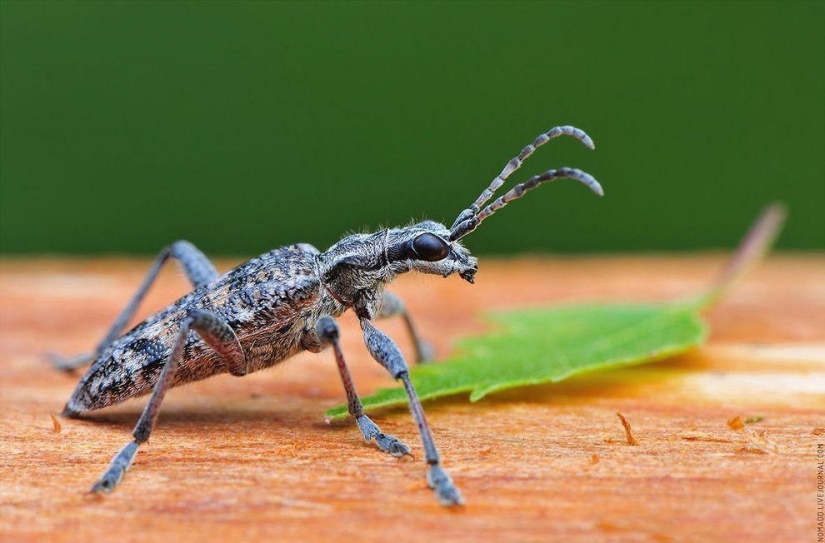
[471,125,594,213]
[476,168,603,222]
[449,125,601,241]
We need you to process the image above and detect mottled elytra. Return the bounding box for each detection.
[52,125,602,506]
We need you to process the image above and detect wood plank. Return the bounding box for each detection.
[1,255,823,542]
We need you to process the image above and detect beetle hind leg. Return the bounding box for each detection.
[50,240,218,372]
[89,309,243,494]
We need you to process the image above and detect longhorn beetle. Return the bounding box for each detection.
[52,125,603,506]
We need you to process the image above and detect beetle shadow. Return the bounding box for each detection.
[68,399,327,432]
[65,351,708,435]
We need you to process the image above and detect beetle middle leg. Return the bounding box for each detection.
[315,316,412,457]
[49,240,218,371]
[375,291,435,363]
[90,309,243,493]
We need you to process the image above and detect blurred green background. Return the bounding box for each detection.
[1,1,822,256]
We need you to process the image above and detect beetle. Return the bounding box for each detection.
[52,125,602,506]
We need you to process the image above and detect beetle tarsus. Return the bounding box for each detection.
[90,440,139,494]
[47,351,94,372]
[428,464,464,506]
[356,415,412,457]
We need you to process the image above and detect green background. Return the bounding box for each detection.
[1,1,822,256]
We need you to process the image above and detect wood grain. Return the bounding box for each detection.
[1,255,823,543]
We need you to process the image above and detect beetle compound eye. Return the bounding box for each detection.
[412,233,450,261]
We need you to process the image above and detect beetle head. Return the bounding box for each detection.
[385,220,479,283]
[318,126,602,310]
[319,221,477,307]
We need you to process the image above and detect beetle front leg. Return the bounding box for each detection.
[314,316,411,457]
[375,292,435,364]
[360,318,463,506]
[90,309,243,493]
[50,240,219,371]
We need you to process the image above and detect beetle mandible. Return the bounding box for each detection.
[52,125,603,506]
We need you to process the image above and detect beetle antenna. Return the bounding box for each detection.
[466,126,594,214]
[450,126,600,241]
[478,167,603,220]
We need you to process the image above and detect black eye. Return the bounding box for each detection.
[411,233,450,261]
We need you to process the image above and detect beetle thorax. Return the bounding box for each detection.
[316,221,478,318]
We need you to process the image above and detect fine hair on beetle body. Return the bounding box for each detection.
[52,125,603,506]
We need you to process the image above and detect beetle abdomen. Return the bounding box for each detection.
[63,244,331,416]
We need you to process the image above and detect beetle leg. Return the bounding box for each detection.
[89,309,237,494]
[315,316,412,457]
[360,318,463,506]
[375,291,435,364]
[49,240,218,371]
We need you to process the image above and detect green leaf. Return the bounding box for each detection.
[325,204,786,419]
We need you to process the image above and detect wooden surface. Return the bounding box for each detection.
[1,255,823,543]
